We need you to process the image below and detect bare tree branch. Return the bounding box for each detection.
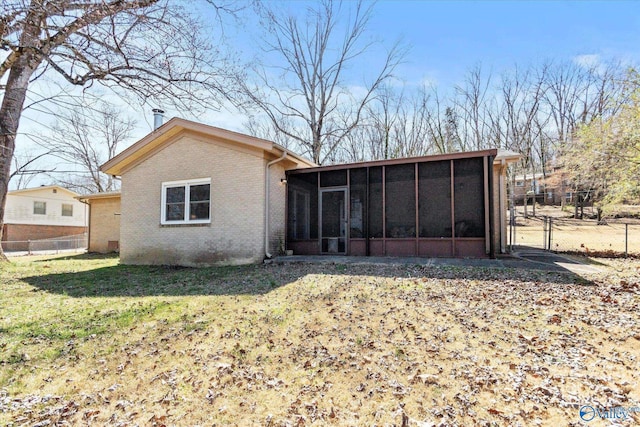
[238,0,406,164]
[30,99,136,193]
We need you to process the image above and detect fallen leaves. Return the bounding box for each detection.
[1,259,639,426]
[547,314,562,324]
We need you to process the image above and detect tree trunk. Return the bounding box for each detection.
[0,75,33,260]
[0,12,43,260]
[0,70,39,260]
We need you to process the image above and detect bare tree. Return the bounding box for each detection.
[239,0,405,164]
[581,60,627,121]
[540,59,624,148]
[376,84,445,159]
[454,64,493,151]
[364,85,403,160]
[244,115,296,150]
[337,122,370,163]
[27,100,136,194]
[498,66,547,216]
[391,86,436,158]
[540,60,586,147]
[0,0,243,259]
[339,84,446,162]
[419,86,450,155]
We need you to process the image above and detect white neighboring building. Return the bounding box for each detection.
[2,186,88,247]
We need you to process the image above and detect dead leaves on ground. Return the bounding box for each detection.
[1,260,639,426]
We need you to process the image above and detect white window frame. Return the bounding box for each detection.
[33,201,47,215]
[161,178,211,225]
[61,203,73,217]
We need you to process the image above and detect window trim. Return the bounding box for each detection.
[160,178,211,225]
[61,203,73,217]
[33,201,47,215]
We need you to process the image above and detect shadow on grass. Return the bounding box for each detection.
[20,252,593,298]
[510,245,610,273]
[30,252,121,262]
[22,262,284,297]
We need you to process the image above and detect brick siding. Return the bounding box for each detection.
[88,196,121,253]
[2,223,87,242]
[120,134,273,266]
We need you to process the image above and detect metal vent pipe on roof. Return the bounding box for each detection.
[152,108,165,130]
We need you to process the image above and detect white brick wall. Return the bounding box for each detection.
[120,134,269,266]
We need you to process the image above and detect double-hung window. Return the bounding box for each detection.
[61,203,73,217]
[34,201,46,215]
[161,178,211,225]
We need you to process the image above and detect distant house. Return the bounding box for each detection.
[542,168,575,206]
[512,170,575,206]
[2,186,87,248]
[76,192,121,253]
[512,173,545,204]
[100,117,520,266]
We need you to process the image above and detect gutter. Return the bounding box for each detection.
[264,150,288,259]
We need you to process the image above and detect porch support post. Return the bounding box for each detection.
[264,150,288,259]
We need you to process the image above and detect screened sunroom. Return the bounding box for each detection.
[286,149,518,258]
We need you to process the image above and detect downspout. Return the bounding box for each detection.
[265,150,288,259]
[499,159,506,253]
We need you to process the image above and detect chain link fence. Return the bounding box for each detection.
[509,209,640,257]
[1,233,88,255]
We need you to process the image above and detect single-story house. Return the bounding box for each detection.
[2,185,87,250]
[100,117,519,266]
[101,118,316,266]
[76,191,121,253]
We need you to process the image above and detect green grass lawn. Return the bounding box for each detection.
[1,254,639,426]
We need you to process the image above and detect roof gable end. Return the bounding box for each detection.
[101,118,314,176]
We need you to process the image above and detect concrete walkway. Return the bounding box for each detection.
[510,248,604,275]
[273,248,604,275]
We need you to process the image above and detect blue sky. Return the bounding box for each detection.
[367,0,640,88]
